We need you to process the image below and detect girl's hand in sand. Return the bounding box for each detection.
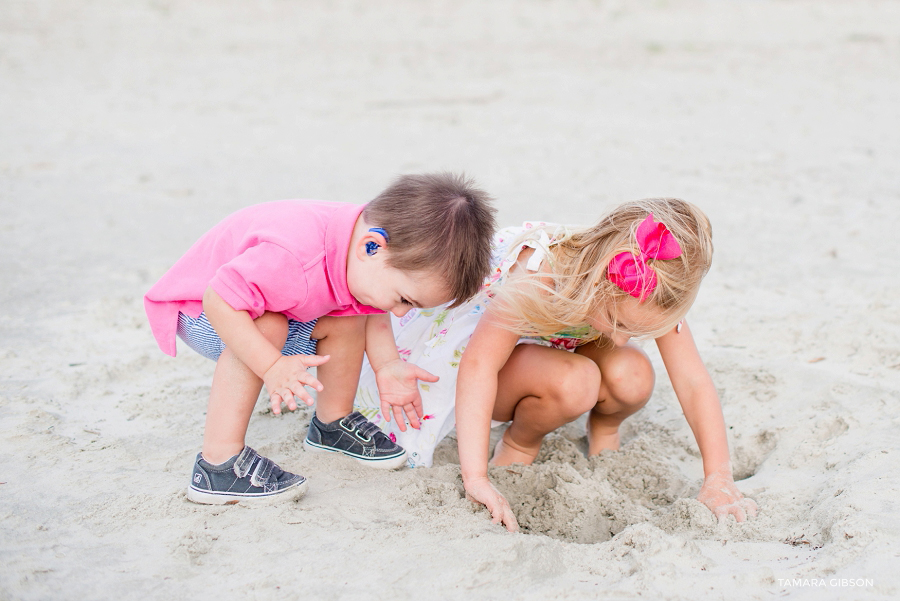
[263,354,330,415]
[464,476,519,533]
[373,358,437,431]
[697,471,758,523]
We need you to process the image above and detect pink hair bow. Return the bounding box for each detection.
[606,213,682,301]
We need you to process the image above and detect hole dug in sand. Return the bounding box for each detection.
[491,433,693,544]
[731,429,778,481]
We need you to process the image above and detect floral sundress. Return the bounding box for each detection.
[353,222,593,468]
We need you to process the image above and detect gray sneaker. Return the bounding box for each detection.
[303,411,407,469]
[187,446,308,505]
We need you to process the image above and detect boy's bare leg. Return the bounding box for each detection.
[490,345,601,466]
[575,341,655,454]
[309,315,367,424]
[202,311,289,464]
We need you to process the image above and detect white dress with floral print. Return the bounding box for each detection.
[353,222,591,467]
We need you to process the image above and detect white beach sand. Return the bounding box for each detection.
[2,1,899,599]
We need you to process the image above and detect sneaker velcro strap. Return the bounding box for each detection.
[233,446,259,478]
[355,420,380,441]
[250,457,276,488]
[339,411,368,432]
[339,412,381,442]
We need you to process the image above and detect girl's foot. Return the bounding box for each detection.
[587,411,622,455]
[490,430,541,466]
[587,429,620,455]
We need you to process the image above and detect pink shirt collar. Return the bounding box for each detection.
[325,202,365,312]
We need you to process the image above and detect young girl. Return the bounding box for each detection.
[354,198,757,532]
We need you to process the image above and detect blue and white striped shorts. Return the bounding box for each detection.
[176,312,318,362]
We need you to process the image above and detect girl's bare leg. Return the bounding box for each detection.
[202,311,289,464]
[490,344,601,466]
[575,341,655,454]
[309,315,367,424]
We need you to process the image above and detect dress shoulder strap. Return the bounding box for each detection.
[524,229,553,272]
[516,221,562,273]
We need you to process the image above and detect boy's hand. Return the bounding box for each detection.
[263,354,330,415]
[464,476,518,533]
[373,358,437,431]
[697,470,758,523]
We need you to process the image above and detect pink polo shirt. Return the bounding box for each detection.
[144,200,383,356]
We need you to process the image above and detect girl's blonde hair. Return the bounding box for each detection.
[493,198,713,341]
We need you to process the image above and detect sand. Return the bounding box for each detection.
[2,0,899,599]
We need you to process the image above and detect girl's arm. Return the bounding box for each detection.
[456,307,521,532]
[655,320,757,522]
[364,313,436,431]
[202,287,329,413]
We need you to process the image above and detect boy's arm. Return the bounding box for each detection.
[656,320,757,522]
[364,313,400,371]
[203,287,282,377]
[202,286,328,412]
[364,313,437,431]
[456,309,521,532]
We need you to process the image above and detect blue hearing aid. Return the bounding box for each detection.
[366,227,390,256]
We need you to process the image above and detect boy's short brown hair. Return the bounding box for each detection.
[363,172,497,308]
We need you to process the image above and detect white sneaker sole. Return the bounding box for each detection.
[303,439,408,470]
[186,478,309,506]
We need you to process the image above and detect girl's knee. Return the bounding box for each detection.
[601,346,655,408]
[551,355,602,416]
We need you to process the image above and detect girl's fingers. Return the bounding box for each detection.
[380,401,392,423]
[714,502,749,523]
[503,509,519,532]
[491,501,518,532]
[725,504,746,523]
[481,490,512,528]
[743,498,759,518]
[465,481,519,532]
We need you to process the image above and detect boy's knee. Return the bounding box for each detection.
[256,312,290,347]
[313,315,367,340]
[602,347,655,407]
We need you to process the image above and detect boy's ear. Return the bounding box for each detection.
[367,228,389,248]
[357,228,389,259]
